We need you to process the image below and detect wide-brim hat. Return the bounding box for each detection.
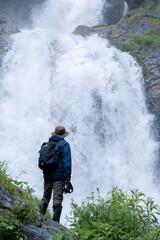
[51,126,69,138]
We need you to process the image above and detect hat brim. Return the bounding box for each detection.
[51,131,69,138]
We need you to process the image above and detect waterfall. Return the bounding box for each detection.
[0,0,159,224]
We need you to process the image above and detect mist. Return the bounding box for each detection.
[0,0,45,29]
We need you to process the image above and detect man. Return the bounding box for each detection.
[39,126,72,223]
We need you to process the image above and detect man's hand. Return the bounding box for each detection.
[63,180,73,193]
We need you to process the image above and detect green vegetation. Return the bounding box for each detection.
[157,1,160,12]
[0,215,25,240]
[1,162,160,240]
[131,0,160,22]
[131,8,147,22]
[149,16,160,29]
[93,22,108,28]
[53,188,160,240]
[0,161,44,240]
[121,0,160,67]
[120,31,160,53]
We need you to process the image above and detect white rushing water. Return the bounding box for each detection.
[0,0,159,224]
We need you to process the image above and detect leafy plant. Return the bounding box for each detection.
[0,216,25,240]
[0,161,18,195]
[0,161,49,238]
[52,188,160,240]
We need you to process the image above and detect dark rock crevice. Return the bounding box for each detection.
[125,0,145,10]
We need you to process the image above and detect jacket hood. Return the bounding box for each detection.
[49,135,64,142]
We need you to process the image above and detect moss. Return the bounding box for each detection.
[93,22,108,28]
[136,52,144,65]
[131,9,146,21]
[149,17,160,31]
[156,0,160,12]
[157,4,160,13]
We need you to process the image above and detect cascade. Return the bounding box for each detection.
[0,0,159,224]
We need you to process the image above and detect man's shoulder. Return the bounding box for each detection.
[49,135,70,148]
[59,139,70,148]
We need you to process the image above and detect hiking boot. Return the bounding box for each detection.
[39,201,48,215]
[53,204,62,223]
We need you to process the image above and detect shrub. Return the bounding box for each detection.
[0,216,25,240]
[120,32,160,52]
[53,188,160,240]
[0,161,17,195]
[120,40,140,52]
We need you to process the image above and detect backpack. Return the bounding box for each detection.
[38,141,61,171]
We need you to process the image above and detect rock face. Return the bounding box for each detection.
[22,218,65,240]
[102,0,126,25]
[73,4,160,117]
[125,0,145,10]
[0,9,18,61]
[0,187,65,239]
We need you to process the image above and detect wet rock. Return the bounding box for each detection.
[21,224,52,240]
[0,187,22,209]
[21,218,65,240]
[125,0,145,10]
[0,187,66,239]
[102,0,126,26]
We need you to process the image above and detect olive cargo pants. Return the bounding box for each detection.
[39,180,65,222]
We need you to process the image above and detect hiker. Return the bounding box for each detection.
[39,126,73,223]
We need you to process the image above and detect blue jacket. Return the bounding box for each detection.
[43,135,71,182]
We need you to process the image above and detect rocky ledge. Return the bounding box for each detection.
[73,2,160,115]
[0,187,65,239]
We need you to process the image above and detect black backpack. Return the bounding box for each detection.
[38,141,61,171]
